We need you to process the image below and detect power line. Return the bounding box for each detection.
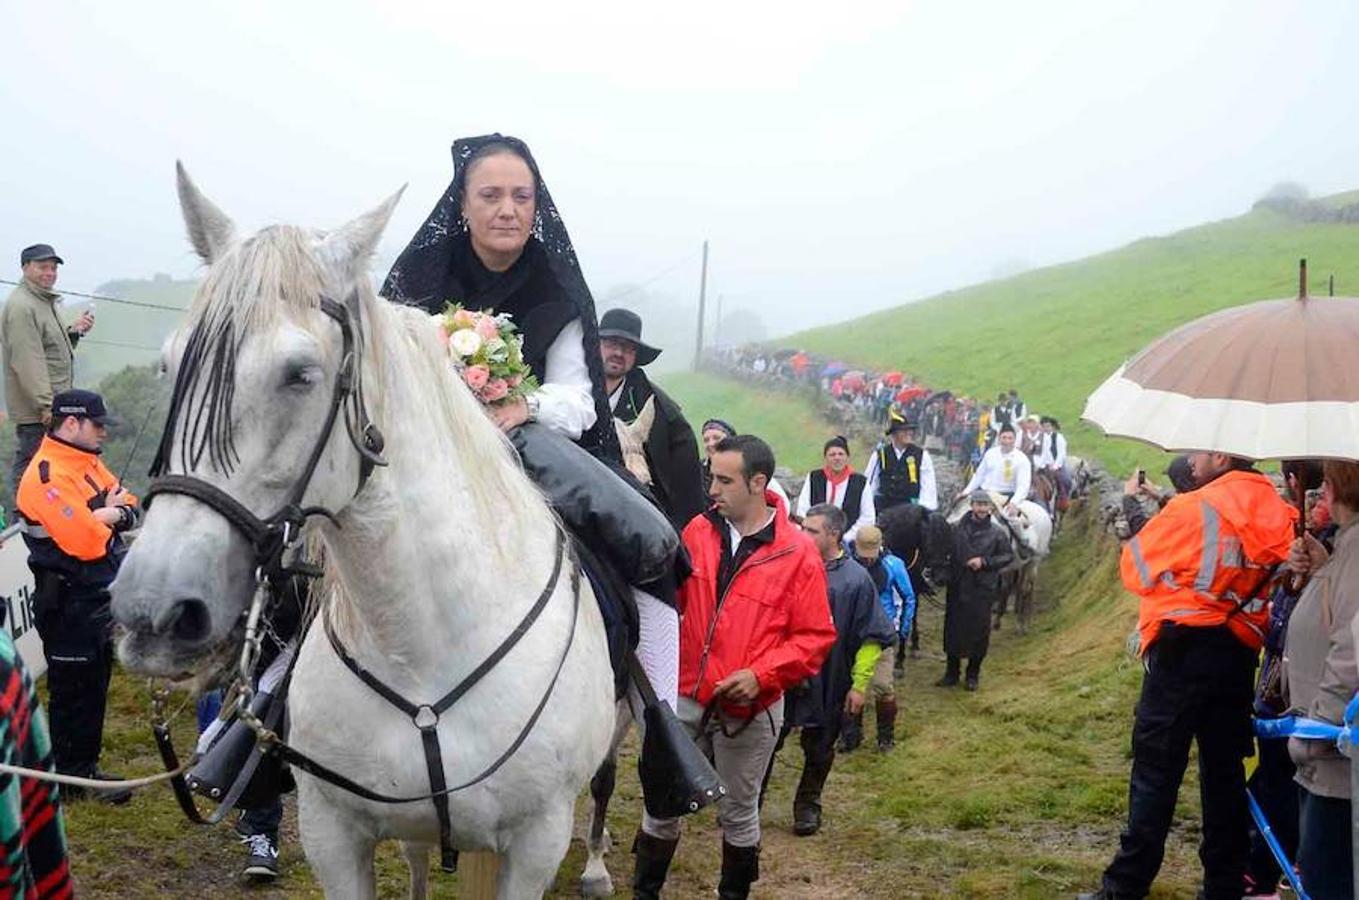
[0,279,188,313]
[82,337,164,353]
[602,249,702,303]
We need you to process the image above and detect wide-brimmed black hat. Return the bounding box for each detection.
[599,308,661,365]
[884,411,918,436]
[21,243,63,265]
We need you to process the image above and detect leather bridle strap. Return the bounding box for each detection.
[143,294,385,580]
[320,527,567,872]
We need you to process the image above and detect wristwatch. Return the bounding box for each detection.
[524,393,540,422]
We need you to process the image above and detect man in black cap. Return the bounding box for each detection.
[864,411,938,513]
[16,390,133,802]
[2,245,95,495]
[599,307,706,528]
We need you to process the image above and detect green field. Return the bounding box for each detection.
[783,198,1359,477]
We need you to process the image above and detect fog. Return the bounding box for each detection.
[4,0,1358,351]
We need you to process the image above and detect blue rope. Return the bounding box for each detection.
[1246,788,1309,900]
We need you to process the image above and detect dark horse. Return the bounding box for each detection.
[877,503,952,659]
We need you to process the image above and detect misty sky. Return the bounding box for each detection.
[5,1,1359,340]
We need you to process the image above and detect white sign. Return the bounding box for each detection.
[0,524,47,677]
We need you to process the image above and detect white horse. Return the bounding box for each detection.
[111,166,614,899]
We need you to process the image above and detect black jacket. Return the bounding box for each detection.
[612,368,707,529]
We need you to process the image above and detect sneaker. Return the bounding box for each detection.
[242,832,279,880]
[964,677,979,691]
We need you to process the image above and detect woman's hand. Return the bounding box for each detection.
[490,396,530,432]
[1287,532,1329,577]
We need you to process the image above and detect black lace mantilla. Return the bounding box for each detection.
[382,133,619,461]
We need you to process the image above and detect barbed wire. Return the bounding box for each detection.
[0,279,188,313]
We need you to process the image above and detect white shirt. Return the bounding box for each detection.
[964,445,1032,501]
[533,320,597,440]
[795,470,877,541]
[1037,432,1068,470]
[863,443,938,511]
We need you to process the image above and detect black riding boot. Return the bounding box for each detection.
[875,696,898,751]
[717,841,760,899]
[792,755,834,836]
[836,711,863,753]
[631,830,678,900]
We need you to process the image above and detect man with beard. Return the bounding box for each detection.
[938,491,1013,691]
[599,307,706,528]
[760,504,893,836]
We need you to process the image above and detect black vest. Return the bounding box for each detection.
[876,444,923,507]
[808,470,867,526]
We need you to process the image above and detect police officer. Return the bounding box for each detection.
[864,411,938,512]
[17,389,136,802]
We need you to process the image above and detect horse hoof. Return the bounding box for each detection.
[580,873,615,897]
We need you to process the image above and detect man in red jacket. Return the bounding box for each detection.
[631,434,835,900]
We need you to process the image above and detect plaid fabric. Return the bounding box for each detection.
[0,632,71,898]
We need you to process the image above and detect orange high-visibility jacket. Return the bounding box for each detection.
[17,434,138,568]
[1121,469,1296,654]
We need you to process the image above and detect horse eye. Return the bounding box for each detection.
[285,364,322,388]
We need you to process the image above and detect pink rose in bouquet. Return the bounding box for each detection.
[480,378,510,403]
[475,316,500,341]
[450,308,478,330]
[463,364,491,392]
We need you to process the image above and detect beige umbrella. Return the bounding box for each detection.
[1083,263,1359,461]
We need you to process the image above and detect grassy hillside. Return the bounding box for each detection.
[784,202,1359,477]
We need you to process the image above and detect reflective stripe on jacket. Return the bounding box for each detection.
[677,490,836,715]
[1120,469,1295,653]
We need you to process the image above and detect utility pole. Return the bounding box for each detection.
[713,293,724,349]
[693,239,709,371]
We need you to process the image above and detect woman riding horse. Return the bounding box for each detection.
[383,133,681,720]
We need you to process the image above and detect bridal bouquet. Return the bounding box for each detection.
[435,304,539,405]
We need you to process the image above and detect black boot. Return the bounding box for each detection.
[875,697,898,751]
[792,755,834,836]
[935,655,961,687]
[631,830,678,900]
[717,841,760,899]
[836,712,863,753]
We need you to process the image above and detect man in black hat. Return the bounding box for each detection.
[864,411,938,513]
[15,389,133,802]
[2,245,95,495]
[599,307,706,528]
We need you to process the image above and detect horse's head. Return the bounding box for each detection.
[111,164,403,679]
[614,395,656,485]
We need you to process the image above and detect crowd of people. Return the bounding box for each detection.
[1,134,1356,900]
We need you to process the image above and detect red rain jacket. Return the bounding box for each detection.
[677,491,836,715]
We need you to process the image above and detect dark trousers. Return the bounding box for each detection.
[35,595,115,777]
[1245,736,1298,892]
[11,423,44,497]
[945,654,983,680]
[240,798,284,840]
[1297,788,1352,900]
[1102,626,1257,900]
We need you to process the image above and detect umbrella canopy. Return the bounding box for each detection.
[841,372,866,391]
[821,362,849,377]
[882,371,904,386]
[895,385,928,404]
[1083,290,1359,460]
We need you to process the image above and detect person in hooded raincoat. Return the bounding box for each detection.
[939,491,1013,690]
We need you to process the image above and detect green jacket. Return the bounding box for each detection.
[1,279,76,424]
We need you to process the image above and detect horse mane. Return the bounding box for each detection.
[157,222,549,576]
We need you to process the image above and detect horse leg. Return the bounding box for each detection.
[498,794,574,899]
[400,841,431,900]
[297,791,379,900]
[581,700,632,896]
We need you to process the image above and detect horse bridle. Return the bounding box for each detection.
[144,294,388,584]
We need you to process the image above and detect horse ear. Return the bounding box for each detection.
[318,186,406,290]
[635,395,658,438]
[176,161,236,264]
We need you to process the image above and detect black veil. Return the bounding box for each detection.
[382,133,620,461]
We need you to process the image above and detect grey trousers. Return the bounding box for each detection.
[642,694,784,847]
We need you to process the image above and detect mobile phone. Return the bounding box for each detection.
[1137,469,1146,486]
